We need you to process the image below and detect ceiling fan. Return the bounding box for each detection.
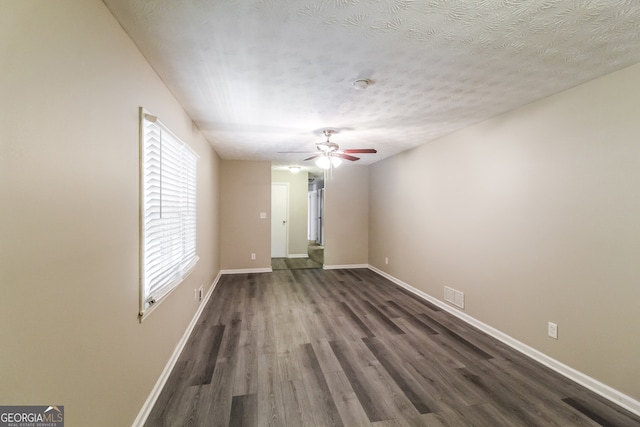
[281,130,377,169]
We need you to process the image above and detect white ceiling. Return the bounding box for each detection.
[103,0,640,169]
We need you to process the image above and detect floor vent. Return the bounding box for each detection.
[444,286,465,309]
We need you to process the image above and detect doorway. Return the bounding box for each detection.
[308,172,324,246]
[308,188,324,245]
[307,172,324,267]
[270,169,324,270]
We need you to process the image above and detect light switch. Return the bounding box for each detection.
[259,212,267,219]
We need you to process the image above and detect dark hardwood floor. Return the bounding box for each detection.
[145,268,640,426]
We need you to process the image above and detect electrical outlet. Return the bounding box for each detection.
[198,285,203,302]
[385,257,389,265]
[251,253,256,260]
[548,322,558,339]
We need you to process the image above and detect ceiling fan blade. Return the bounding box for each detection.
[303,154,323,161]
[336,153,360,161]
[342,148,377,154]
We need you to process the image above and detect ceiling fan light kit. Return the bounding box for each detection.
[314,154,343,170]
[280,128,377,171]
[310,129,377,170]
[315,156,331,169]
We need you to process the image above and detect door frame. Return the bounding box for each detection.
[308,189,317,242]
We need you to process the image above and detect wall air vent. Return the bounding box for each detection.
[444,286,465,309]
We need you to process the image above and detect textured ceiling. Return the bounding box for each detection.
[103,0,640,168]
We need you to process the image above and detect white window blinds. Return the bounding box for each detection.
[140,110,198,317]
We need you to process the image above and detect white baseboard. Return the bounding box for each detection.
[219,267,273,274]
[367,265,640,417]
[323,263,369,270]
[287,254,308,259]
[132,272,222,427]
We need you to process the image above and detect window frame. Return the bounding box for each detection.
[138,108,199,320]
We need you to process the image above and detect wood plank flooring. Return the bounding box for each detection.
[145,268,640,426]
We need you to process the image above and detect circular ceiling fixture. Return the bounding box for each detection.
[352,79,370,90]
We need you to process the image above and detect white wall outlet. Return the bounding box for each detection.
[548,321,558,339]
[251,253,256,260]
[259,212,267,219]
[385,257,389,265]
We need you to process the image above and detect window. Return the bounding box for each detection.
[139,108,198,319]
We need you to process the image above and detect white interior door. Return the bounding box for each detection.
[271,183,288,258]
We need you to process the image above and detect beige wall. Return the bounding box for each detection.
[369,63,640,400]
[324,167,369,266]
[220,161,271,270]
[0,1,220,425]
[272,169,309,257]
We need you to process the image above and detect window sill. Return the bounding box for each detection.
[138,256,199,323]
